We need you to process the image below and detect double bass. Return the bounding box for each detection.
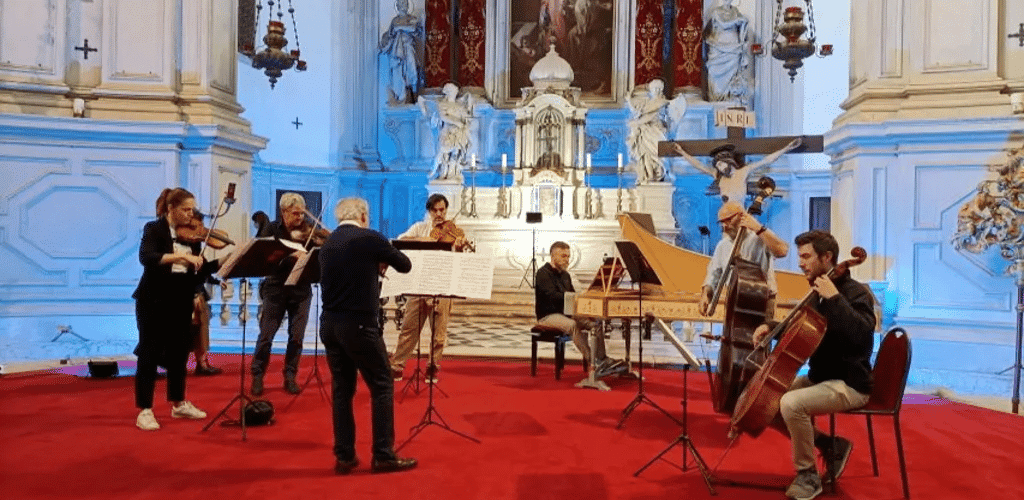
[709,177,777,415]
[729,247,868,438]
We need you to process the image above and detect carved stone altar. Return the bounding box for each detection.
[419,45,677,288]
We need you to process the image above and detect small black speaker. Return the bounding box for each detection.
[526,212,542,224]
[87,361,119,378]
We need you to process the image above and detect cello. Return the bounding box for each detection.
[729,247,868,438]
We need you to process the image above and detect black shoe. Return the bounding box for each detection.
[251,376,264,396]
[284,378,301,395]
[334,457,359,475]
[194,365,222,376]
[425,364,439,384]
[370,456,417,474]
[391,367,403,382]
[817,436,854,483]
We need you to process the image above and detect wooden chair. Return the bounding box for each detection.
[828,326,912,498]
[530,324,571,380]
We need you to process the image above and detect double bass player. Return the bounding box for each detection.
[700,201,789,414]
[750,230,875,500]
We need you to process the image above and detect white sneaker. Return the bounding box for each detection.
[171,401,207,420]
[136,408,160,431]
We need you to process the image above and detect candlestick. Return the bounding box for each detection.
[470,153,476,171]
[586,153,592,172]
[617,153,623,173]
[501,153,507,174]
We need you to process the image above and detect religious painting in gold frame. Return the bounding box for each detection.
[506,0,617,100]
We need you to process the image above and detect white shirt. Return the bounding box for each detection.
[702,229,777,294]
[398,215,434,239]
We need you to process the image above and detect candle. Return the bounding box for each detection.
[617,153,623,173]
[586,153,592,172]
[470,154,476,170]
[501,153,507,173]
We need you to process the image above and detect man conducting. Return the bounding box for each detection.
[319,197,417,474]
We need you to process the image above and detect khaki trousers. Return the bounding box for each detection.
[391,296,452,369]
[537,313,603,363]
[772,376,870,472]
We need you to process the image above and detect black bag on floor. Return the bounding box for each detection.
[243,399,275,426]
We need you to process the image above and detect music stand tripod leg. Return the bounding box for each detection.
[617,315,683,429]
[396,294,479,451]
[633,364,716,495]
[202,277,255,441]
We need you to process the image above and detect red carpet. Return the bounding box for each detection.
[2,355,1022,500]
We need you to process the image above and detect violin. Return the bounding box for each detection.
[290,222,331,248]
[430,220,475,252]
[176,211,235,249]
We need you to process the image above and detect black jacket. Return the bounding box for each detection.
[133,217,218,302]
[806,271,876,394]
[319,224,411,320]
[535,262,573,319]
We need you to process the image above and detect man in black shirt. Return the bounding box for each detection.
[535,241,620,374]
[752,230,876,500]
[318,197,416,475]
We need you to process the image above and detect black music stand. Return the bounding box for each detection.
[634,363,716,495]
[518,212,542,289]
[614,241,683,429]
[202,237,298,440]
[281,248,329,407]
[388,243,481,451]
[391,240,452,400]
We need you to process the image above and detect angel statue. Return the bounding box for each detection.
[419,83,475,181]
[953,149,1024,276]
[626,79,688,184]
[379,0,424,104]
[671,137,802,203]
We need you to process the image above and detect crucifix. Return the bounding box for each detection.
[1010,23,1024,48]
[291,117,303,129]
[658,107,823,203]
[74,39,98,60]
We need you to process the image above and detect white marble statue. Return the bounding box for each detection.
[626,79,688,184]
[419,83,474,181]
[704,0,754,106]
[671,137,802,203]
[378,0,423,104]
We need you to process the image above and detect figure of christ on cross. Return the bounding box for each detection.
[659,125,823,204]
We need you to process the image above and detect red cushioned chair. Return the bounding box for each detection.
[828,326,912,499]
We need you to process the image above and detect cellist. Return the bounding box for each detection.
[389,193,466,383]
[750,230,876,500]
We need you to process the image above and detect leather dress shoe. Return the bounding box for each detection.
[334,457,359,475]
[194,365,222,376]
[370,456,417,474]
[284,378,301,395]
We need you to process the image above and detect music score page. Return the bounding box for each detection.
[380,250,495,300]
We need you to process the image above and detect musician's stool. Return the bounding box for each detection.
[530,324,571,380]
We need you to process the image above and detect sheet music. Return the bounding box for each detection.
[380,250,495,300]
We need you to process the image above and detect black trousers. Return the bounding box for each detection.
[319,311,397,462]
[134,298,191,409]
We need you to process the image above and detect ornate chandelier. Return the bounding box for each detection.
[757,0,831,82]
[251,0,307,89]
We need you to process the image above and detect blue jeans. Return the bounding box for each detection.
[320,311,398,462]
[251,281,312,379]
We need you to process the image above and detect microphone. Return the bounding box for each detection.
[224,183,236,206]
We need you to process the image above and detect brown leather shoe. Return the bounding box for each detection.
[370,456,417,474]
[284,378,301,395]
[334,457,359,475]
